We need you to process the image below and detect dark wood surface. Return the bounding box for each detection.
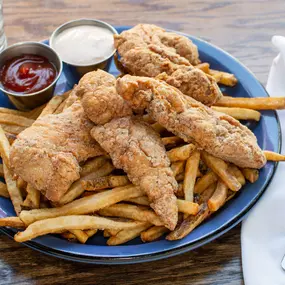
[1,0,285,284]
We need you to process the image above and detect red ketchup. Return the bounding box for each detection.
[0,54,57,94]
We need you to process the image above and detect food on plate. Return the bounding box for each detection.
[10,101,104,202]
[263,150,285,161]
[0,54,57,94]
[116,75,266,168]
[141,225,169,242]
[82,175,130,190]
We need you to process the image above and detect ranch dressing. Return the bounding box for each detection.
[53,25,115,65]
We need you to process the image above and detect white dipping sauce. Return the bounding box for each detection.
[53,25,115,65]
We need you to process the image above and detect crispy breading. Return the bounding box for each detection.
[116,75,266,169]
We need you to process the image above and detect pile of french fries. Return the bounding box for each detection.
[0,65,285,246]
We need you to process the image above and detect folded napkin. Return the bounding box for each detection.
[242,36,285,285]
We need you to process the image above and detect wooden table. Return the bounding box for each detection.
[1,0,285,284]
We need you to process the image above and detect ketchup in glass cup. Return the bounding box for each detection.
[0,54,57,94]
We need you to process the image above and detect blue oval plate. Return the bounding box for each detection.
[0,26,281,264]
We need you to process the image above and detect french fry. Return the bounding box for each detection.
[171,161,185,177]
[227,165,246,186]
[3,163,23,216]
[195,62,210,74]
[0,181,9,198]
[141,226,169,242]
[162,136,183,147]
[196,183,217,204]
[63,88,78,110]
[21,184,40,209]
[0,163,3,177]
[214,96,285,110]
[103,229,111,237]
[5,132,17,144]
[194,171,218,194]
[82,175,130,191]
[107,222,151,245]
[69,230,89,244]
[125,196,150,206]
[201,152,241,191]
[19,185,144,225]
[141,114,155,124]
[208,180,228,212]
[98,203,164,226]
[211,106,261,121]
[107,228,121,236]
[58,161,114,205]
[27,104,47,120]
[183,151,200,202]
[151,122,165,133]
[38,96,64,118]
[0,113,34,127]
[167,144,196,162]
[14,215,145,243]
[61,232,77,241]
[241,168,259,183]
[16,177,27,190]
[264,150,285,161]
[80,156,109,177]
[166,203,210,240]
[0,107,30,118]
[0,216,25,228]
[85,229,98,238]
[1,124,26,135]
[0,126,11,167]
[209,69,238,86]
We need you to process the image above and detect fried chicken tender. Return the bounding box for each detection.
[116,75,266,169]
[10,102,104,202]
[114,24,222,105]
[91,117,178,230]
[76,70,132,124]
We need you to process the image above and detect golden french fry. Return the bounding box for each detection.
[107,222,151,245]
[27,104,47,120]
[3,163,23,216]
[151,122,165,133]
[0,113,34,127]
[264,150,285,161]
[69,229,89,244]
[103,229,111,237]
[171,161,185,177]
[227,165,246,186]
[16,177,27,190]
[14,215,145,243]
[85,229,98,238]
[166,203,210,240]
[107,228,121,236]
[63,87,78,110]
[82,175,130,191]
[38,96,64,118]
[0,181,9,198]
[207,180,228,212]
[0,216,25,228]
[21,184,40,209]
[58,161,114,205]
[209,69,238,86]
[226,190,236,202]
[211,106,261,121]
[1,124,26,135]
[162,136,183,147]
[196,183,217,204]
[80,156,109,177]
[201,152,241,191]
[0,163,3,177]
[20,185,143,225]
[141,114,155,124]
[0,107,30,118]
[99,203,164,226]
[183,151,200,202]
[241,168,259,183]
[61,232,77,241]
[0,126,11,167]
[215,96,285,110]
[194,171,218,194]
[125,196,150,206]
[141,226,169,242]
[5,132,17,144]
[195,62,210,74]
[167,144,196,162]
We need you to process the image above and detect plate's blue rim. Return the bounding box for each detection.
[0,26,281,264]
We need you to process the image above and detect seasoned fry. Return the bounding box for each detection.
[38,96,64,118]
[166,203,210,240]
[69,230,89,244]
[208,180,228,212]
[0,216,25,228]
[241,168,259,183]
[5,132,17,144]
[1,124,26,135]
[58,161,114,205]
[171,161,185,177]
[151,122,165,133]
[194,171,218,194]
[3,163,23,216]
[264,150,285,161]
[19,185,144,225]
[0,181,9,198]
[0,126,11,167]
[201,152,241,191]
[21,184,40,209]
[228,165,246,186]
[215,96,285,110]
[0,113,34,127]
[209,69,238,86]
[167,144,196,162]
[80,156,109,177]
[141,226,169,242]
[196,183,217,204]
[99,203,164,226]
[82,175,130,191]
[107,222,151,245]
[211,106,261,121]
[14,215,145,242]
[183,151,200,202]
[195,62,210,74]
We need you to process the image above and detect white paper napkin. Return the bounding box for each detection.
[242,35,285,285]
